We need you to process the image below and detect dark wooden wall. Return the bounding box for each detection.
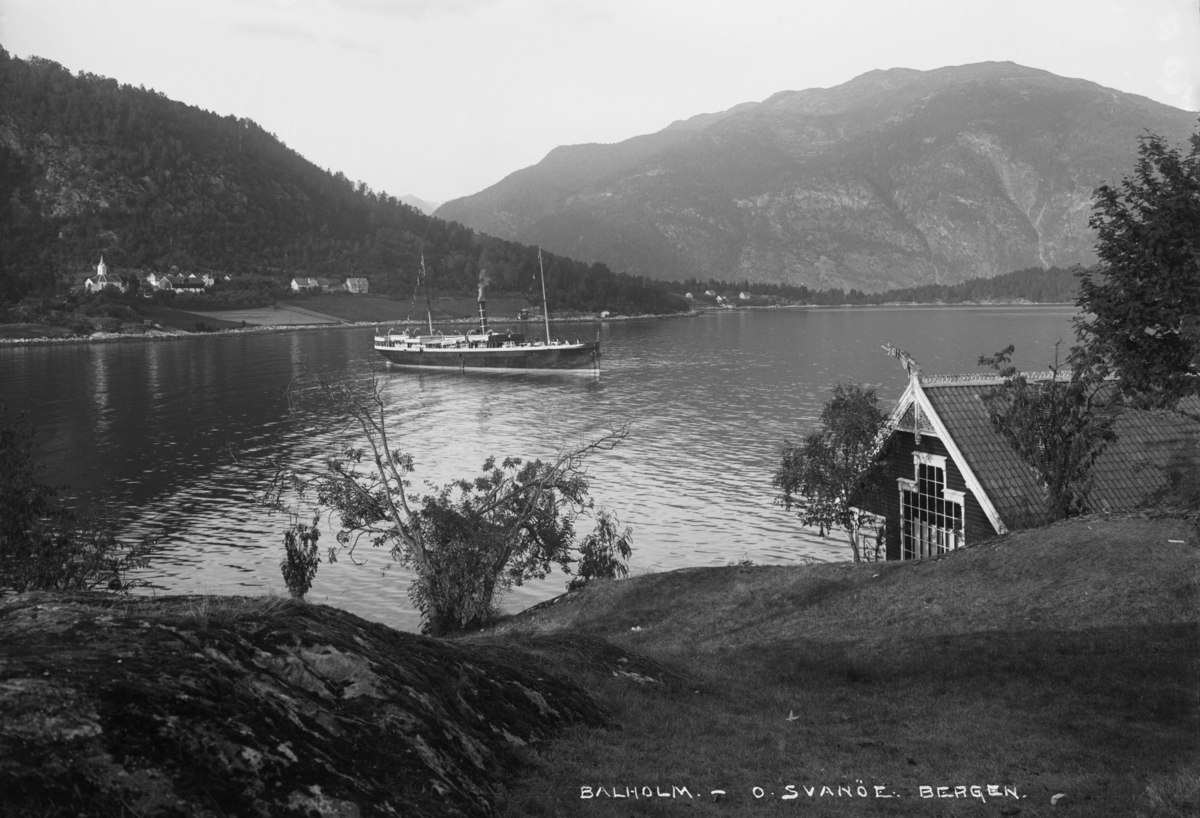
[864,430,999,560]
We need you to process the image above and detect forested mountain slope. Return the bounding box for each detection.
[0,49,683,314]
[437,62,1197,292]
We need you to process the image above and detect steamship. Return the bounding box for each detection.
[373,251,600,373]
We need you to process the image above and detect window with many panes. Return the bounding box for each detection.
[899,454,964,559]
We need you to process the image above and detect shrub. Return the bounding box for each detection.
[0,404,154,592]
[262,372,632,636]
[280,516,321,599]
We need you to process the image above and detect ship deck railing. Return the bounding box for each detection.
[375,334,590,350]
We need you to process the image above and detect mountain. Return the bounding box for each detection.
[399,194,441,214]
[0,49,682,314]
[436,62,1198,292]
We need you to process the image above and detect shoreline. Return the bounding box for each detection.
[0,300,1076,348]
[0,309,700,348]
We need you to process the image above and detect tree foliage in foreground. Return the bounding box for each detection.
[264,373,632,635]
[978,345,1117,524]
[0,404,153,592]
[773,383,889,563]
[1075,125,1200,410]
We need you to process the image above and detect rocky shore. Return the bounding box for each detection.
[0,593,627,817]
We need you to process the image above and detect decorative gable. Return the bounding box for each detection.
[882,375,1009,537]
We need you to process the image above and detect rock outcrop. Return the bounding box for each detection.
[0,593,607,817]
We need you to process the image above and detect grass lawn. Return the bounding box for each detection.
[137,305,247,332]
[0,322,77,339]
[282,293,553,325]
[472,516,1199,817]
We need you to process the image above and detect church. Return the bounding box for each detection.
[83,257,126,294]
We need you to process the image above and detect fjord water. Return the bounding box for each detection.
[0,307,1075,631]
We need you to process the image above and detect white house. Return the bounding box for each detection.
[291,277,320,292]
[145,272,174,290]
[344,277,369,294]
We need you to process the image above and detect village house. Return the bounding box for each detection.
[291,277,320,292]
[143,271,169,290]
[171,275,204,293]
[344,277,369,294]
[857,360,1200,561]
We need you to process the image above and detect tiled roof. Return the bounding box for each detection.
[1090,395,1199,512]
[922,382,1049,526]
[922,379,1199,527]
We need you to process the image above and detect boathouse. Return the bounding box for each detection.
[858,364,1200,561]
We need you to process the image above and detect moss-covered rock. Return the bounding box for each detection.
[0,593,607,817]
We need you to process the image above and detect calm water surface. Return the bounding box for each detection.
[0,307,1077,631]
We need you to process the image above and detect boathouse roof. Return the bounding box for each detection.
[889,373,1200,531]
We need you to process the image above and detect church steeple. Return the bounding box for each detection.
[97,256,107,277]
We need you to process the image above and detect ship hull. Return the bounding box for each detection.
[375,340,600,372]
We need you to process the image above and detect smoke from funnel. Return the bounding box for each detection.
[477,268,490,303]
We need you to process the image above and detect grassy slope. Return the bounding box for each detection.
[282,294,542,325]
[476,516,1199,817]
[137,304,246,331]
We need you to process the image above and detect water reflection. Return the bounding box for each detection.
[0,307,1077,631]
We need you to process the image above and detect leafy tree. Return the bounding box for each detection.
[1075,125,1200,410]
[0,403,153,591]
[978,344,1117,523]
[773,383,889,562]
[263,373,632,635]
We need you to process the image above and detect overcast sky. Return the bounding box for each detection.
[3,0,1198,204]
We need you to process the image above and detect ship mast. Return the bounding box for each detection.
[421,254,434,334]
[538,247,552,343]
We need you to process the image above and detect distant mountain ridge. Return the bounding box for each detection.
[436,62,1197,292]
[399,194,441,214]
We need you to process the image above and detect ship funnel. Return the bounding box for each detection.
[477,268,490,333]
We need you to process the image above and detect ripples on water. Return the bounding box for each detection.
[0,307,1077,631]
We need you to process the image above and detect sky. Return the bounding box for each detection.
[2,0,1198,205]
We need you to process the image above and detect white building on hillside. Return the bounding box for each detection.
[84,257,125,293]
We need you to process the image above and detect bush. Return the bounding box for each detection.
[568,510,633,591]
[280,516,321,599]
[262,373,632,636]
[0,404,154,592]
